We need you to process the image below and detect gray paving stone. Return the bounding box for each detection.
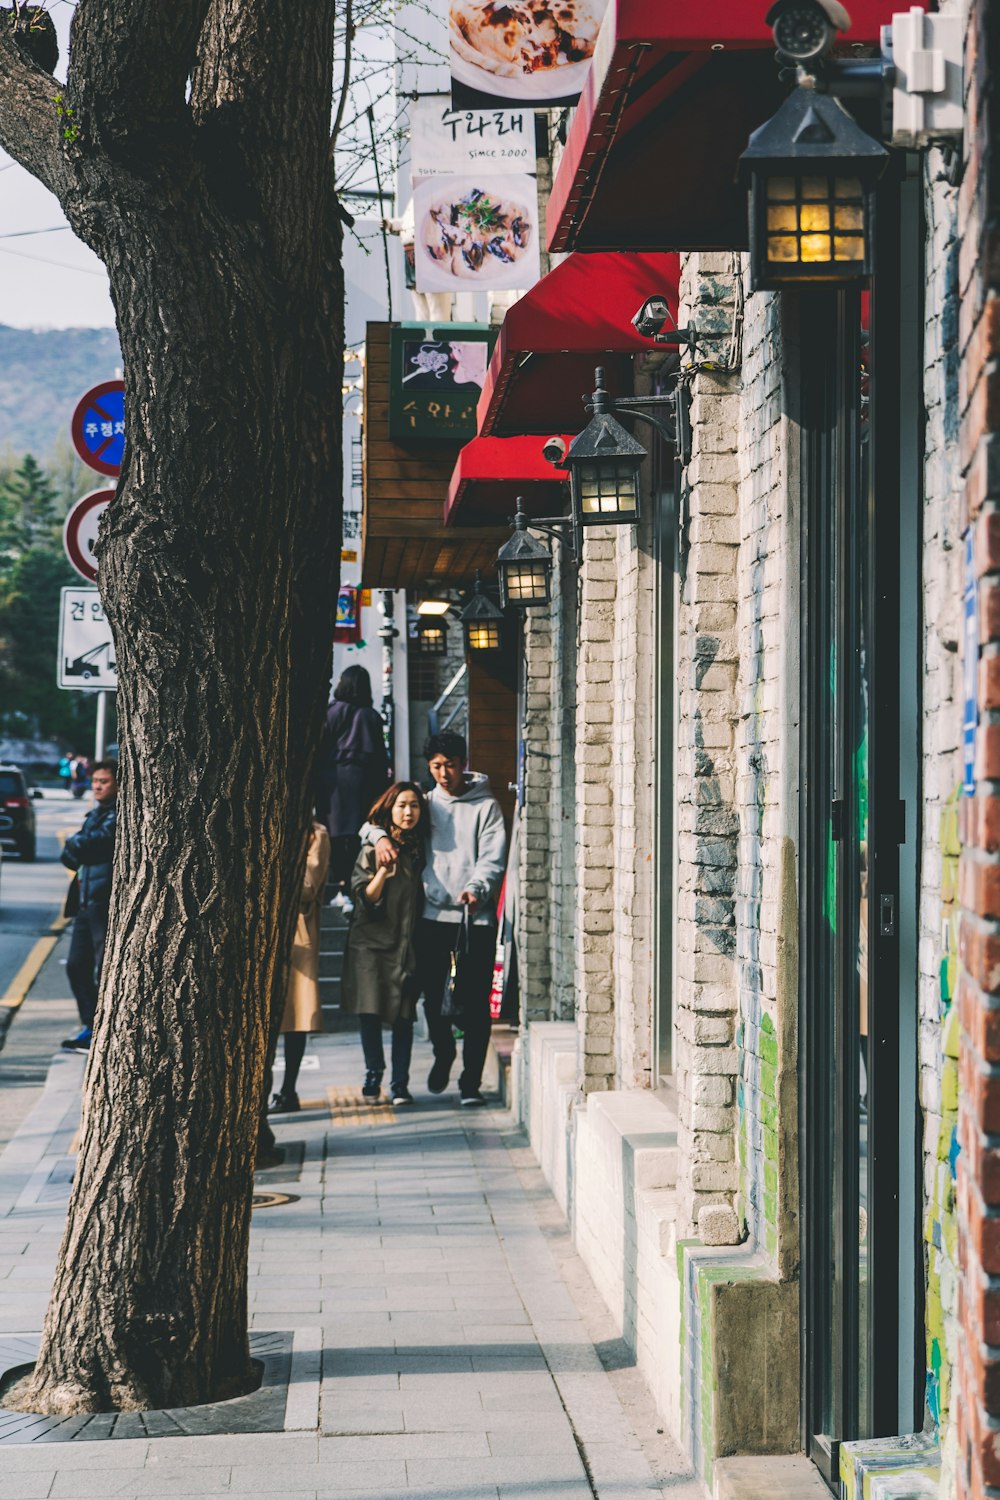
[404,1455,589,1487]
[49,1467,230,1496]
[0,1476,57,1500]
[0,1026,704,1500]
[230,1462,406,1492]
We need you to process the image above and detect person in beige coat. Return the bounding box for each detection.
[269,819,331,1114]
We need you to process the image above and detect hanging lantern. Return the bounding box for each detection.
[460,574,504,652]
[496,505,554,609]
[565,370,646,528]
[739,85,888,290]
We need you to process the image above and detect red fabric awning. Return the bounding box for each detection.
[547,0,920,253]
[445,435,571,527]
[477,251,679,438]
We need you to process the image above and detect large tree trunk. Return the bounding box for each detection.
[0,0,343,1412]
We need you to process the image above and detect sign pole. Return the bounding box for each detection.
[95,690,108,762]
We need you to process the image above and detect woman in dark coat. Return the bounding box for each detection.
[318,666,389,892]
[343,781,427,1105]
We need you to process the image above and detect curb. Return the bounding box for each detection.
[0,918,67,1055]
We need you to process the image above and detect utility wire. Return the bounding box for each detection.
[0,225,69,238]
[367,104,392,321]
[0,243,105,276]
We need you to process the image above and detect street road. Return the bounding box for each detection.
[0,790,75,997]
[0,789,84,1152]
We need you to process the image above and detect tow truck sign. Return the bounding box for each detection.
[57,587,117,691]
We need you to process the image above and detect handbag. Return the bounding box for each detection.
[440,907,471,1022]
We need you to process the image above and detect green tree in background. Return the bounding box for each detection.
[0,453,60,563]
[0,452,99,745]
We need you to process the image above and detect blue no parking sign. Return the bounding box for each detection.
[71,380,125,476]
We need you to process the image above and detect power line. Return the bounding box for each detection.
[0,243,105,277]
[0,226,70,239]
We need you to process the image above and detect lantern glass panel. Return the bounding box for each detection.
[577,460,639,518]
[467,620,502,651]
[763,172,867,278]
[502,559,550,606]
[418,624,447,655]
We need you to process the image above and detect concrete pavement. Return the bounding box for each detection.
[0,947,706,1500]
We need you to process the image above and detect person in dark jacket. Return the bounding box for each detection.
[343,781,427,1104]
[60,759,117,1052]
[318,666,389,900]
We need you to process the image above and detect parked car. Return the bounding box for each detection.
[0,764,41,861]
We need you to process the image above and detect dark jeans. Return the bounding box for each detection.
[66,902,109,1029]
[417,918,496,1096]
[359,1014,415,1091]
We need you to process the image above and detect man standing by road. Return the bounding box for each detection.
[60,760,117,1052]
[369,732,507,1105]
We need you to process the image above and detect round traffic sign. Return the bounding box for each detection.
[71,380,125,476]
[63,489,113,583]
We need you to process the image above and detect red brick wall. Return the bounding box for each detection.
[956,1,1000,1494]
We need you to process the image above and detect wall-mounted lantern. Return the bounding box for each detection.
[496,507,554,609]
[460,574,504,652]
[740,84,888,291]
[416,618,449,656]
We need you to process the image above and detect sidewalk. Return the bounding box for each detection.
[0,958,707,1500]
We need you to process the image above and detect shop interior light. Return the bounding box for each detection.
[416,597,452,616]
[496,506,554,609]
[739,84,888,289]
[460,574,504,652]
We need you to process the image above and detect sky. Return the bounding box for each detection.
[0,1,399,332]
[0,4,115,328]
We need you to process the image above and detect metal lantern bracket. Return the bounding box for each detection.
[583,366,691,466]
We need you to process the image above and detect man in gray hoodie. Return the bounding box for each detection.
[370,730,507,1105]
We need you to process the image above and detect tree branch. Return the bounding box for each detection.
[0,16,73,202]
[68,0,213,163]
[190,0,337,273]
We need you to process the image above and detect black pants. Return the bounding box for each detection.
[66,903,109,1029]
[359,1014,414,1090]
[417,918,496,1096]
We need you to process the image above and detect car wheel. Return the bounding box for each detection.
[18,837,36,862]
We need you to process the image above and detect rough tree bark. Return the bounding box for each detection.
[0,0,344,1412]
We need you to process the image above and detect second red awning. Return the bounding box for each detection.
[476,251,680,439]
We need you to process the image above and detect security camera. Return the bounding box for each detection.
[765,0,851,64]
[542,436,568,467]
[632,296,675,340]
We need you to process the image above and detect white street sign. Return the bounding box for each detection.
[58,587,117,691]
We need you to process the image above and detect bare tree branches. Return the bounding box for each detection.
[0,12,73,199]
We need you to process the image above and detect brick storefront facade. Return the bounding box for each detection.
[956,1,1000,1494]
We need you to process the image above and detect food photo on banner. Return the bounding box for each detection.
[412,171,540,294]
[449,0,608,109]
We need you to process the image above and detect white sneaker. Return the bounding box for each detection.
[330,891,354,914]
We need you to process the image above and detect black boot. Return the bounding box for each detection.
[267,1089,300,1115]
[362,1070,382,1100]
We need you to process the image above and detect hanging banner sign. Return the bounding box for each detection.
[388,322,496,444]
[334,584,362,645]
[410,95,534,174]
[413,172,540,294]
[449,0,608,110]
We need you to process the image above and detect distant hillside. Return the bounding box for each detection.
[0,324,121,459]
